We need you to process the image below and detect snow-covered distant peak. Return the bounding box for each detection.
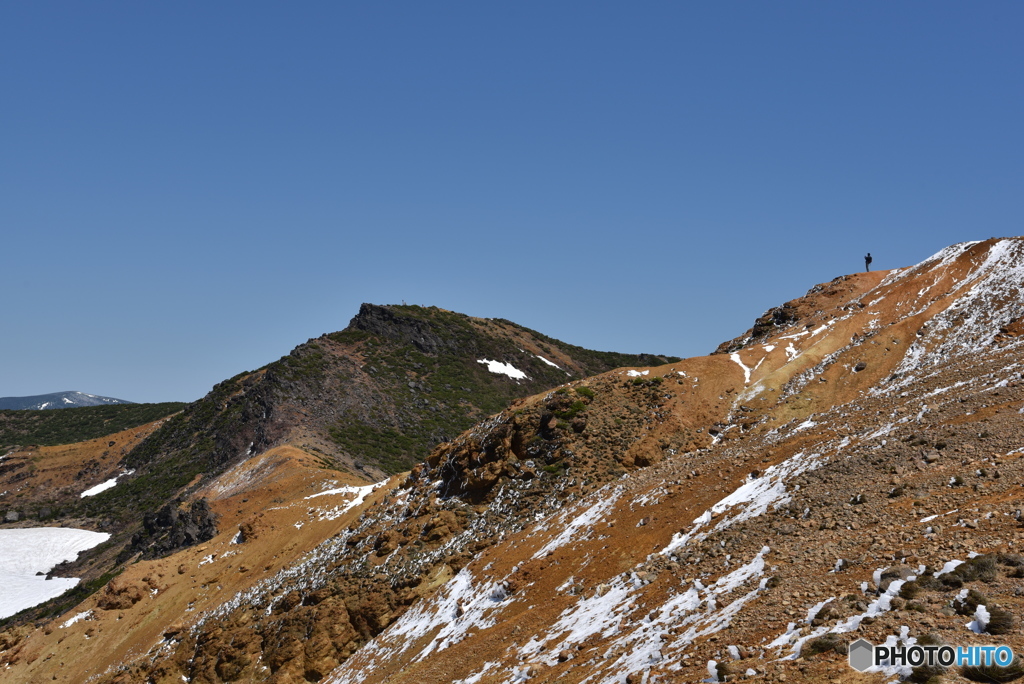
[0,391,133,411]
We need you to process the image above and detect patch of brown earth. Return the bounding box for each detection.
[0,443,394,683]
[0,418,169,521]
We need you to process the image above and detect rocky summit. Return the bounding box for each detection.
[4,238,1024,684]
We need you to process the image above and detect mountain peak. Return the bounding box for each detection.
[347,303,457,353]
[0,391,133,411]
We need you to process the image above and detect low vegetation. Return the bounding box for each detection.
[0,403,186,449]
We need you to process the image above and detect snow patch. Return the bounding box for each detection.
[919,509,957,523]
[934,560,964,577]
[535,355,560,369]
[793,419,817,432]
[477,359,528,380]
[80,477,119,498]
[968,604,990,634]
[0,528,111,619]
[304,482,380,502]
[532,487,623,559]
[730,353,751,384]
[304,480,385,521]
[79,469,135,498]
[370,567,513,662]
[661,451,823,557]
[61,610,93,628]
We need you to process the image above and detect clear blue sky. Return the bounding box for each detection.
[2,3,1022,403]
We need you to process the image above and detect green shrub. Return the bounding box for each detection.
[0,402,186,449]
[987,606,1019,635]
[803,634,846,656]
[998,553,1024,567]
[961,555,999,583]
[900,580,921,599]
[554,401,587,420]
[954,589,989,615]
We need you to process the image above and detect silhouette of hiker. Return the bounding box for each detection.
[865,253,873,272]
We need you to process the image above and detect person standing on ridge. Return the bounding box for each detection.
[865,253,873,272]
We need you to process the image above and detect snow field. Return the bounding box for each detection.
[0,527,110,619]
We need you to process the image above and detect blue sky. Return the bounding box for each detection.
[2,3,1022,403]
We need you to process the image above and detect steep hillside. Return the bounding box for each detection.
[0,402,186,450]
[0,391,133,410]
[89,305,675,555]
[0,305,675,634]
[7,239,1024,684]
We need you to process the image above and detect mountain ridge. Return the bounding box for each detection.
[0,391,133,411]
[6,240,1024,683]
[0,304,678,633]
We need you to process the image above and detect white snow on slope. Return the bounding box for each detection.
[661,451,823,556]
[968,604,990,634]
[730,353,751,384]
[535,355,560,369]
[793,419,817,432]
[872,239,1024,395]
[332,566,513,673]
[531,488,623,559]
[771,577,911,661]
[934,559,964,577]
[80,469,135,498]
[920,509,957,523]
[519,547,771,679]
[80,477,120,498]
[477,359,527,380]
[627,369,649,377]
[304,482,379,502]
[0,527,110,619]
[61,609,93,628]
[304,481,384,521]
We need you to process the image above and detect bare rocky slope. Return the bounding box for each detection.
[0,305,675,658]
[6,238,1024,684]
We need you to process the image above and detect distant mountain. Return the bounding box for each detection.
[0,392,133,411]
[0,304,678,631]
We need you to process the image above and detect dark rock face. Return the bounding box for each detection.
[715,304,800,354]
[133,499,218,559]
[350,303,450,354]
